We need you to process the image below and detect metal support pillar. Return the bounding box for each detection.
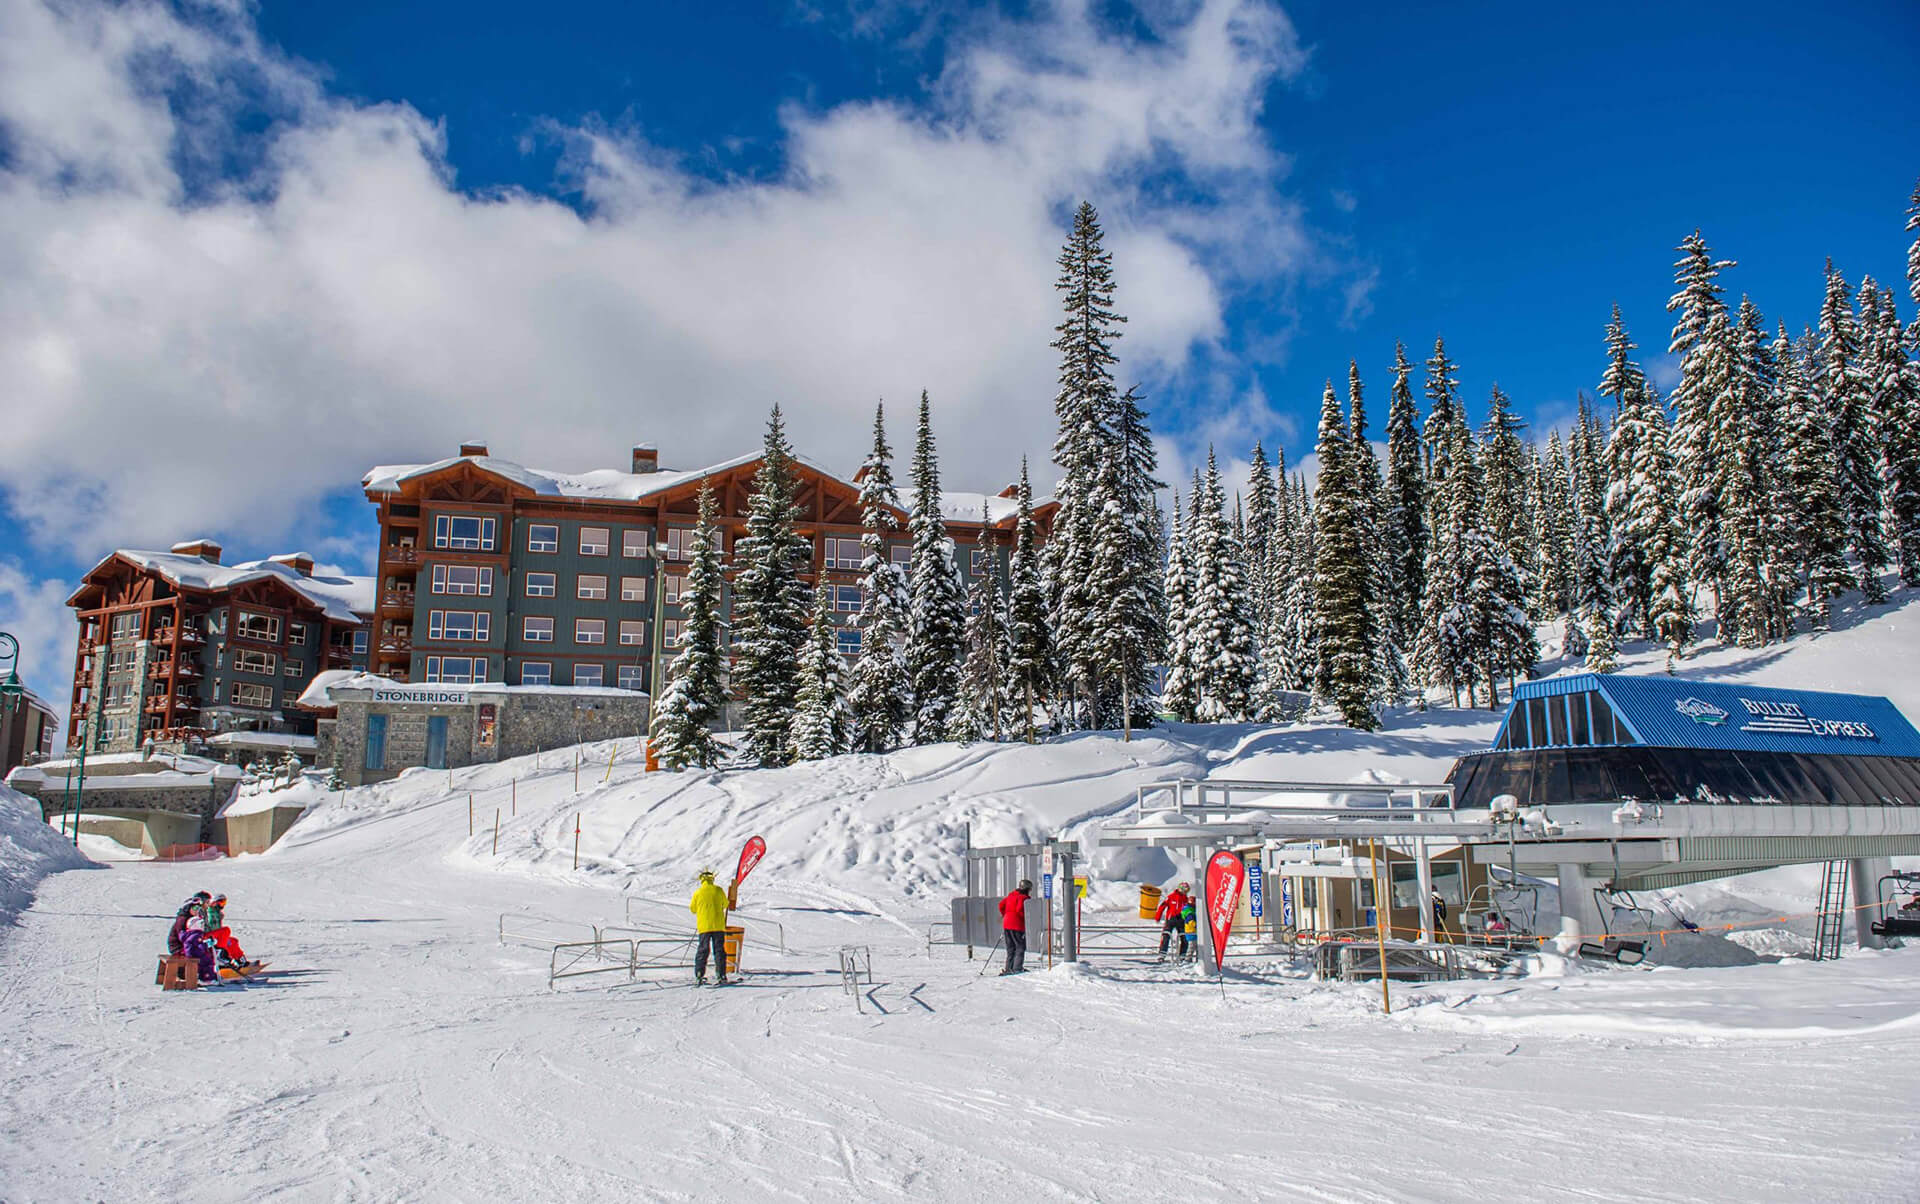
[1556,862,1604,940]
[1413,837,1435,944]
[1853,857,1891,951]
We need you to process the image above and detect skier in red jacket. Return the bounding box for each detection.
[1155,881,1194,962]
[998,880,1032,976]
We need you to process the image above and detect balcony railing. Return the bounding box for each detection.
[383,546,421,566]
[379,637,413,654]
[381,591,417,611]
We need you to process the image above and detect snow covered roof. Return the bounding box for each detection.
[79,550,374,622]
[899,489,1022,527]
[295,669,377,710]
[206,732,319,752]
[362,449,852,504]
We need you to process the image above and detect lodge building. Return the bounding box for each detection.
[65,542,374,755]
[360,442,1053,692]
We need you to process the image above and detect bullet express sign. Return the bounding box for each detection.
[1204,851,1247,970]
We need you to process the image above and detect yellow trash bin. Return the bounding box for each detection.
[723,926,745,974]
[1139,885,1162,920]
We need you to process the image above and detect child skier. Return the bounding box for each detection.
[204,893,251,970]
[1155,881,1194,961]
[179,899,221,987]
[167,891,211,956]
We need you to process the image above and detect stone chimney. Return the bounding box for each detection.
[270,552,315,577]
[459,440,489,458]
[170,539,222,564]
[632,444,659,474]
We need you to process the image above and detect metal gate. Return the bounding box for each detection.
[950,835,1079,960]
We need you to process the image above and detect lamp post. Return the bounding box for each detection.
[0,632,23,773]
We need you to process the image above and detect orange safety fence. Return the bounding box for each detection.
[154,843,224,862]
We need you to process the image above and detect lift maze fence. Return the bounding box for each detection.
[497,895,791,990]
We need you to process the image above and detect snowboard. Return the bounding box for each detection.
[217,961,270,981]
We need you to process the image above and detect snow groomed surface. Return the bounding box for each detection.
[4,598,1920,1199]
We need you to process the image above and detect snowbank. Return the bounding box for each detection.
[0,784,92,926]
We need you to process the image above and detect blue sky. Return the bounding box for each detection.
[0,0,1916,716]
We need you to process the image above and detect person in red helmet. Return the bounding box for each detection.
[1156,880,1194,962]
[997,879,1032,976]
[204,893,251,970]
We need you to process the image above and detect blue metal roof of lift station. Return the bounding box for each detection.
[1493,674,1920,758]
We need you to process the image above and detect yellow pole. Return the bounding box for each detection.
[1372,838,1391,1015]
[603,745,616,783]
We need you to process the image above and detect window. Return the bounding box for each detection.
[433,514,496,551]
[664,570,688,604]
[621,576,648,602]
[426,656,485,684]
[431,564,494,596]
[525,572,556,598]
[523,616,554,642]
[106,648,137,674]
[836,629,862,657]
[352,630,369,655]
[287,622,309,645]
[110,612,141,639]
[970,548,993,575]
[231,681,274,709]
[580,527,610,556]
[826,537,863,570]
[619,620,646,646]
[622,529,651,558]
[528,524,559,553]
[102,714,135,743]
[520,662,552,686]
[234,648,277,676]
[833,586,862,613]
[283,659,304,677]
[427,610,489,642]
[573,663,604,687]
[235,611,281,642]
[663,619,685,648]
[577,574,608,600]
[665,527,697,561]
[890,545,911,566]
[575,618,606,645]
[208,610,227,636]
[618,664,646,691]
[106,681,136,707]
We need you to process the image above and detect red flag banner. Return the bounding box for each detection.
[1204,850,1247,969]
[735,835,767,888]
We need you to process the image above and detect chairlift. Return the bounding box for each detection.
[1463,878,1540,945]
[1597,888,1657,937]
[1869,870,1920,939]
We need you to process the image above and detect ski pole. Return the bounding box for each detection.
[977,935,1004,977]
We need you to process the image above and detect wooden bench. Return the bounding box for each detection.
[156,955,200,990]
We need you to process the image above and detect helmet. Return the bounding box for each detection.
[698,868,716,882]
[194,891,212,902]
[213,894,227,905]
[1177,882,1191,891]
[1017,879,1033,893]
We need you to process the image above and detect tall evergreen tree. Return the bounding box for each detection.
[847,403,912,753]
[1099,384,1167,732]
[1283,476,1319,692]
[1569,396,1613,653]
[1047,201,1125,728]
[1820,263,1890,602]
[1866,289,1920,586]
[792,583,850,761]
[1003,459,1052,741]
[1383,341,1427,646]
[1245,442,1278,629]
[1533,432,1575,621]
[1777,327,1853,628]
[733,406,812,767]
[1668,231,1736,620]
[649,482,728,770]
[1350,363,1407,707]
[1599,306,1656,635]
[906,392,967,743]
[1160,487,1201,723]
[1422,337,1463,485]
[1907,179,1920,316]
[1480,383,1531,570]
[1187,450,1260,720]
[958,514,1009,743]
[1312,381,1379,728]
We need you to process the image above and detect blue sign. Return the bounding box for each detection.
[1042,873,1053,899]
[1248,864,1264,919]
[1280,878,1295,927]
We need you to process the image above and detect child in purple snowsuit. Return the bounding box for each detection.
[167,891,211,955]
[180,902,219,985]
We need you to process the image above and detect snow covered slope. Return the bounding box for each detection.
[0,782,91,925]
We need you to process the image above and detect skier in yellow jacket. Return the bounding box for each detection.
[690,869,732,985]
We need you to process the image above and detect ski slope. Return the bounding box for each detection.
[4,598,1920,1200]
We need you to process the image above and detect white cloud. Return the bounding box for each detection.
[0,0,1319,562]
